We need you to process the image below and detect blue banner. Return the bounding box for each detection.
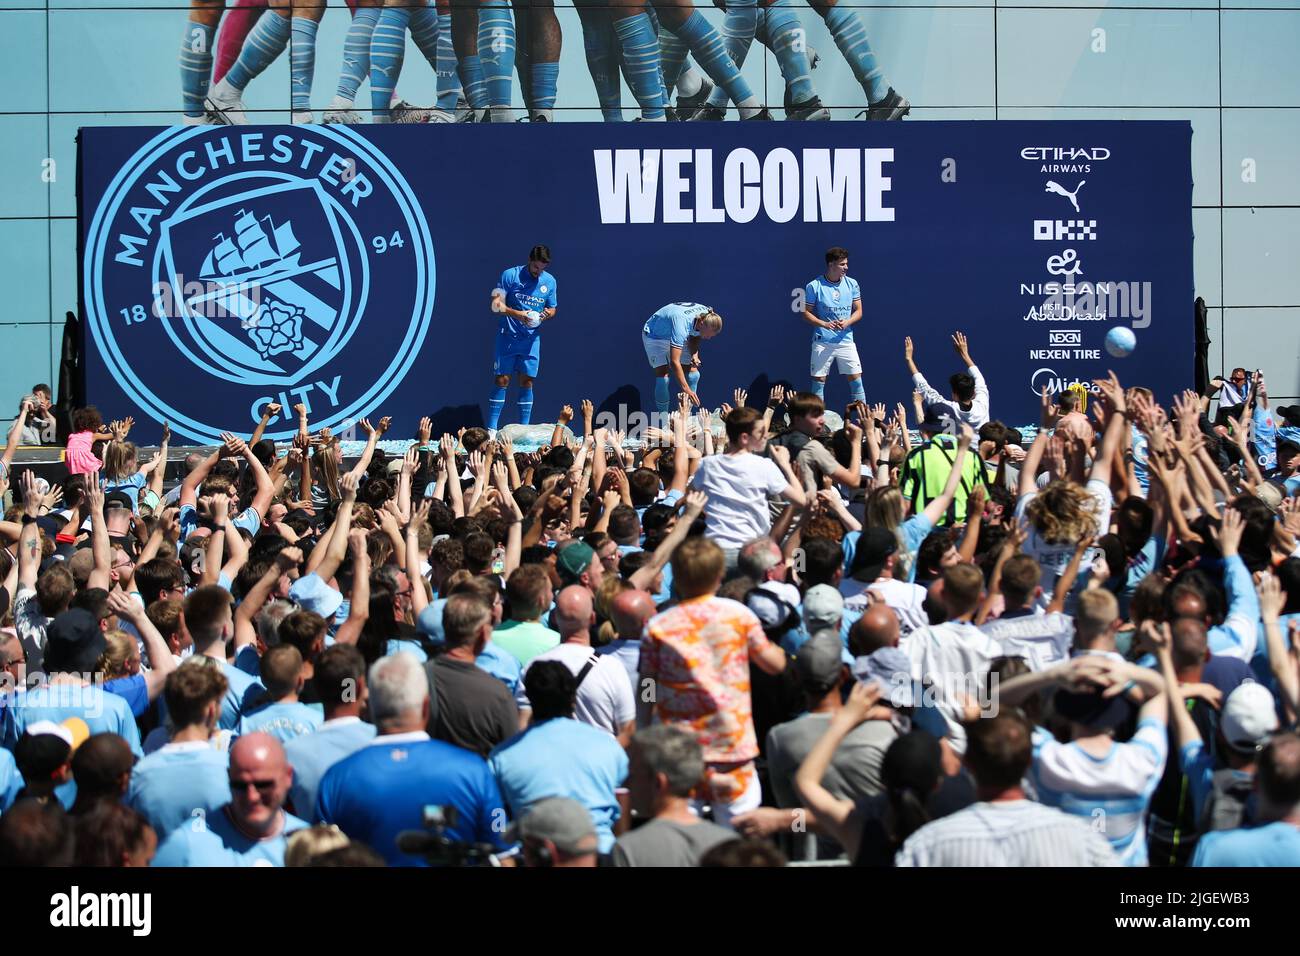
[79,121,1192,443]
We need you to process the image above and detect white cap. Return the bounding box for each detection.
[1221,682,1279,753]
[25,720,74,747]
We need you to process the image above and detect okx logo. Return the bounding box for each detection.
[84,126,435,444]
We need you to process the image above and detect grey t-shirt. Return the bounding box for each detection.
[611,818,735,867]
[425,657,519,758]
[766,713,898,810]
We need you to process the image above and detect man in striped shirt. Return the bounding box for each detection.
[896,712,1118,867]
[997,654,1169,866]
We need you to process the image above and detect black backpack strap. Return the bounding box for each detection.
[574,653,601,689]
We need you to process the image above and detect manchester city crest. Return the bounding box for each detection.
[84,126,434,443]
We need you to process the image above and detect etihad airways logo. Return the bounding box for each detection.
[1021,147,1111,162]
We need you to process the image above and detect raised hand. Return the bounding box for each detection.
[903,336,914,362]
[733,387,747,409]
[1257,570,1286,623]
[161,423,172,445]
[467,449,485,476]
[1092,370,1126,413]
[340,472,359,502]
[1038,386,1059,430]
[769,444,792,470]
[558,404,574,424]
[957,422,975,450]
[439,434,456,459]
[768,384,786,406]
[951,331,971,362]
[358,418,374,436]
[262,402,283,420]
[418,416,432,445]
[208,491,230,524]
[581,399,594,422]
[681,488,707,518]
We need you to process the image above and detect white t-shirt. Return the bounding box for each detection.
[979,609,1074,672]
[690,453,789,549]
[840,578,931,639]
[1016,478,1113,591]
[906,620,1003,753]
[516,642,636,738]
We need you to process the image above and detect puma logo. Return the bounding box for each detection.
[1045,179,1085,213]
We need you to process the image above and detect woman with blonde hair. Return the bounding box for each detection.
[1017,376,1128,600]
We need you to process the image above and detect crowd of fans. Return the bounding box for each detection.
[1,344,1299,868]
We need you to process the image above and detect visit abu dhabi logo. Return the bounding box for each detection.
[84,126,434,444]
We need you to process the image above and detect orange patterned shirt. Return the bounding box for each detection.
[640,596,772,764]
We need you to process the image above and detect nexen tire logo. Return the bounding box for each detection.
[84,126,434,444]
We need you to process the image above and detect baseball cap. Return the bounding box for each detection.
[515,797,598,856]
[1221,682,1279,753]
[851,527,898,583]
[743,588,799,635]
[1052,687,1137,732]
[795,630,846,696]
[104,490,134,512]
[288,572,344,621]
[1275,405,1300,428]
[919,406,957,435]
[386,459,405,477]
[853,646,916,708]
[43,608,108,675]
[555,542,596,583]
[802,585,844,632]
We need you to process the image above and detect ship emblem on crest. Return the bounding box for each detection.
[159,179,354,385]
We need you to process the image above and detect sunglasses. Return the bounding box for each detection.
[230,778,279,794]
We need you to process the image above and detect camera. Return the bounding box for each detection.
[394,805,505,867]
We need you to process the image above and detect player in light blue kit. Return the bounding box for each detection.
[642,302,723,414]
[488,245,558,434]
[802,246,866,405]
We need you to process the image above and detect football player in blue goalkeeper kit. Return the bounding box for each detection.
[488,245,557,434]
[642,302,723,414]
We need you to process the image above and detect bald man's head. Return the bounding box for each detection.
[611,589,656,639]
[849,604,900,657]
[553,585,596,641]
[228,732,292,835]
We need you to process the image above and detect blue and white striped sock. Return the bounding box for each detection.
[517,387,534,425]
[226,10,291,92]
[335,7,380,102]
[670,12,759,116]
[179,20,215,117]
[531,61,559,114]
[487,385,508,430]
[458,54,488,110]
[580,12,622,121]
[705,0,757,108]
[290,17,318,112]
[686,369,701,394]
[811,379,826,400]
[613,13,665,121]
[435,12,463,109]
[764,0,815,104]
[368,7,409,122]
[409,4,441,71]
[849,378,866,403]
[821,4,888,103]
[658,31,689,108]
[477,1,515,109]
